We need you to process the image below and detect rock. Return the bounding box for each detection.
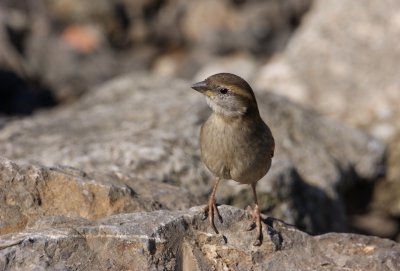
[283,0,400,130]
[252,56,310,104]
[0,0,313,110]
[253,0,400,144]
[0,157,200,236]
[0,205,399,270]
[193,52,258,83]
[368,178,400,242]
[351,212,399,240]
[0,73,386,233]
[253,0,400,240]
[181,0,311,56]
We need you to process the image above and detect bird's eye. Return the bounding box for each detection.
[220,88,228,94]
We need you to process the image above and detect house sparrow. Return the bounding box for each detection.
[191,73,274,246]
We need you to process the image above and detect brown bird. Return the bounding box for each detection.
[191,73,274,246]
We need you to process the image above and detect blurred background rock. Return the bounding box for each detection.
[0,0,399,242]
[0,0,311,107]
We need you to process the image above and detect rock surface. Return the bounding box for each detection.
[0,157,200,236]
[0,73,385,233]
[284,0,400,132]
[1,205,399,271]
[253,0,400,240]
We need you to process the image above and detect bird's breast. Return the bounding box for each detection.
[200,114,273,184]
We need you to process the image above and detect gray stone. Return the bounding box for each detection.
[0,206,398,271]
[0,157,200,236]
[253,0,400,240]
[284,0,400,130]
[286,0,400,238]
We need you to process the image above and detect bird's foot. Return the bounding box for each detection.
[246,205,263,246]
[202,197,223,234]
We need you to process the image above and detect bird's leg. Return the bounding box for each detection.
[247,183,263,246]
[202,177,223,234]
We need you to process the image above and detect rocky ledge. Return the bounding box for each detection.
[0,130,397,270]
[1,204,399,270]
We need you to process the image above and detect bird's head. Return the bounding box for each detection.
[191,73,258,118]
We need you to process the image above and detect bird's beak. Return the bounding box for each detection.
[191,80,214,97]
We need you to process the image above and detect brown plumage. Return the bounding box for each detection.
[191,73,274,246]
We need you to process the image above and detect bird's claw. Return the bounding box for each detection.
[246,205,263,246]
[202,198,222,234]
[214,203,223,223]
[253,238,262,246]
[246,222,255,231]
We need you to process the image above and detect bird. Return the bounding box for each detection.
[191,73,275,246]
